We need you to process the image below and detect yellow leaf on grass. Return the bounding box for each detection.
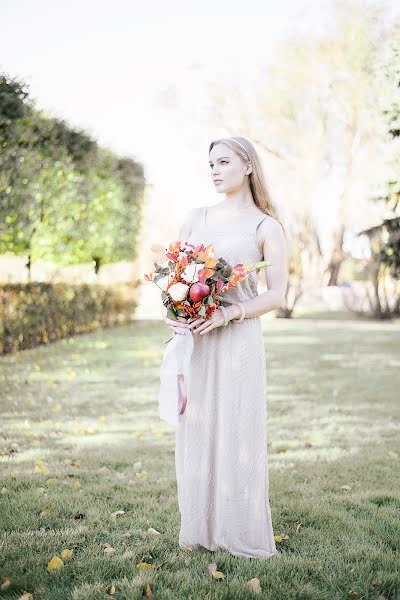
[35,464,49,475]
[212,571,224,580]
[40,506,54,516]
[47,555,63,571]
[274,535,282,543]
[146,582,154,598]
[136,562,156,570]
[71,481,81,489]
[45,479,58,486]
[60,549,73,560]
[387,451,398,459]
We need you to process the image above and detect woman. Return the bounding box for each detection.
[163,136,288,559]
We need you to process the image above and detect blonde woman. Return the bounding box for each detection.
[163,136,288,559]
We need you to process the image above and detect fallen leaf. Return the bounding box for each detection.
[136,562,156,570]
[212,571,224,580]
[147,527,161,535]
[246,577,262,593]
[40,506,54,516]
[371,579,382,587]
[347,591,359,597]
[45,479,58,486]
[159,495,169,503]
[1,576,11,591]
[60,549,73,560]
[18,593,33,600]
[47,555,63,571]
[34,463,49,475]
[145,582,154,598]
[106,582,116,594]
[340,485,352,491]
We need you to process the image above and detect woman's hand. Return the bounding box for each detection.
[187,308,227,335]
[162,307,197,335]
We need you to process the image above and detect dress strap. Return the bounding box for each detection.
[255,213,268,233]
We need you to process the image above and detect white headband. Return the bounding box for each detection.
[229,138,250,157]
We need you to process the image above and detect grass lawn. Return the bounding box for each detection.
[0,316,399,600]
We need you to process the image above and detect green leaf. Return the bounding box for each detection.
[167,307,177,321]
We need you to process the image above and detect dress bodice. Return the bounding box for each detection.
[186,205,268,306]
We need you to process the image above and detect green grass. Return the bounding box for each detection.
[0,317,399,600]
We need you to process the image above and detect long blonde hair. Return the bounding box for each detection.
[209,136,286,236]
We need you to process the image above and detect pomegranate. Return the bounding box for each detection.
[189,282,210,303]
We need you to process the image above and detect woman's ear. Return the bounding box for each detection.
[246,161,252,175]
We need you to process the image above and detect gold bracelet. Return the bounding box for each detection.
[219,305,229,326]
[232,302,245,323]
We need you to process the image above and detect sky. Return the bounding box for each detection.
[1,0,399,273]
[0,0,343,188]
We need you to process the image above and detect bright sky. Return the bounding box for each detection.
[1,0,342,189]
[1,0,399,272]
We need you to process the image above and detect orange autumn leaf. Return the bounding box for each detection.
[205,258,218,268]
[197,243,215,262]
[168,241,181,254]
[198,268,215,283]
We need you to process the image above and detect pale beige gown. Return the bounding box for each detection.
[175,205,278,560]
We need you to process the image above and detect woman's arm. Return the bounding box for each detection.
[178,207,199,245]
[226,216,288,320]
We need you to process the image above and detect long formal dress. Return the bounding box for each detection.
[174,205,278,560]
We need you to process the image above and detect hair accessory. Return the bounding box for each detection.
[232,302,246,323]
[219,305,229,327]
[229,138,250,157]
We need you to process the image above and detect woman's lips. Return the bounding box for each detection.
[214,180,222,184]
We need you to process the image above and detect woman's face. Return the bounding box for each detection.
[209,143,248,193]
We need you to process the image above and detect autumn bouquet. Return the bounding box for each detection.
[144,240,271,426]
[144,240,270,324]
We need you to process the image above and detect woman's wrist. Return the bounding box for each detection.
[226,304,242,321]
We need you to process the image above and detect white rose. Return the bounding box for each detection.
[168,282,189,302]
[181,262,205,283]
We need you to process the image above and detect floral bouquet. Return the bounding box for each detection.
[144,240,271,426]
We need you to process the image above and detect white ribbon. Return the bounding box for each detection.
[158,328,194,426]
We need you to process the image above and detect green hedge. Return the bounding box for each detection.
[0,282,139,354]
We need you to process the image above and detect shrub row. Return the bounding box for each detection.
[0,282,139,354]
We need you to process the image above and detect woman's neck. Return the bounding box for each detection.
[221,193,255,210]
